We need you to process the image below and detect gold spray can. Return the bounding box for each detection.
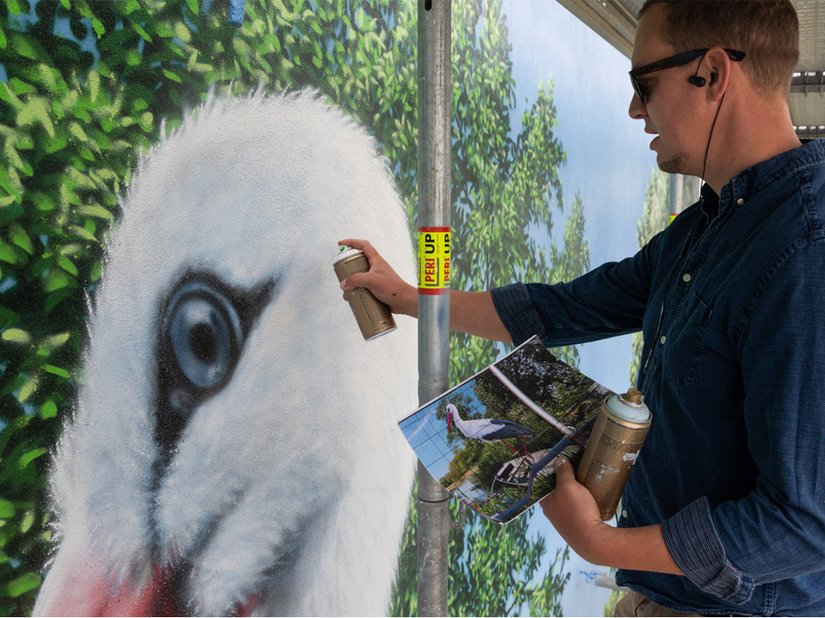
[334,247,397,341]
[575,388,651,520]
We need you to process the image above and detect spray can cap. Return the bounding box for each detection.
[606,388,651,422]
[334,245,363,263]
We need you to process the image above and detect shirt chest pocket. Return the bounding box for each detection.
[662,293,713,387]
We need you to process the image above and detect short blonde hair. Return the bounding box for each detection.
[640,1,799,96]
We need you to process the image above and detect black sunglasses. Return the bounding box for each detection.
[629,48,746,103]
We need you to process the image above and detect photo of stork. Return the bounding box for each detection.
[446,403,534,455]
[400,336,612,523]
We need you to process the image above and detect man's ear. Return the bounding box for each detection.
[704,47,732,101]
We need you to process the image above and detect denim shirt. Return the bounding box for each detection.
[490,140,825,616]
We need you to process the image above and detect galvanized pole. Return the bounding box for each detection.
[416,0,451,616]
[668,173,684,216]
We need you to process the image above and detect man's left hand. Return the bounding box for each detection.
[540,456,612,565]
[540,456,683,575]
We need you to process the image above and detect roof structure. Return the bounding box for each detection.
[558,0,825,140]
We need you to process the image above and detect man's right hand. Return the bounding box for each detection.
[337,238,419,317]
[337,238,512,342]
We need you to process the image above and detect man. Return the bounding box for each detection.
[340,0,825,615]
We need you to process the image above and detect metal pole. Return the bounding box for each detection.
[416,0,451,616]
[668,173,684,216]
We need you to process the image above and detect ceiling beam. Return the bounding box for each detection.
[556,0,638,58]
[557,0,823,141]
[791,71,825,95]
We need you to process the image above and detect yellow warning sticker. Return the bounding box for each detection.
[418,227,451,294]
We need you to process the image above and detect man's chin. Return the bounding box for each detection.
[657,153,685,175]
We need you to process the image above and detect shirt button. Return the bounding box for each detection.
[621,509,628,519]
[736,198,745,206]
[682,273,692,283]
[660,335,667,345]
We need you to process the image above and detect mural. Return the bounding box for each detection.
[0,0,659,616]
[31,92,419,615]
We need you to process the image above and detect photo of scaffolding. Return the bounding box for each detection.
[399,336,613,523]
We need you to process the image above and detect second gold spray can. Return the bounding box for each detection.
[575,388,651,520]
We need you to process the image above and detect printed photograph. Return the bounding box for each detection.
[400,338,612,523]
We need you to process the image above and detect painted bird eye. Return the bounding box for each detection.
[166,284,243,391]
[155,274,272,459]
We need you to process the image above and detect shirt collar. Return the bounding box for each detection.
[717,140,825,215]
[698,182,719,221]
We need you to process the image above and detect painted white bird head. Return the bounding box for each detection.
[34,92,417,616]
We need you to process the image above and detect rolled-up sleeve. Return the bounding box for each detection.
[489,283,548,346]
[662,497,755,604]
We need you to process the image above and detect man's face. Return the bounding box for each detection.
[628,4,708,176]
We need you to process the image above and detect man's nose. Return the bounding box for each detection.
[628,92,647,120]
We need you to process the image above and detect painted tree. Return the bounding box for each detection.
[628,168,670,385]
[391,1,589,615]
[449,0,584,376]
[0,0,587,614]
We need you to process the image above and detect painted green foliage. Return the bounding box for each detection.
[391,0,590,615]
[628,168,669,385]
[449,0,589,379]
[389,481,572,618]
[0,0,589,615]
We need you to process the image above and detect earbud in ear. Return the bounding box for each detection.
[688,75,706,87]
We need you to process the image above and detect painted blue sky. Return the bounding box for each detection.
[501,1,659,614]
[504,0,658,396]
